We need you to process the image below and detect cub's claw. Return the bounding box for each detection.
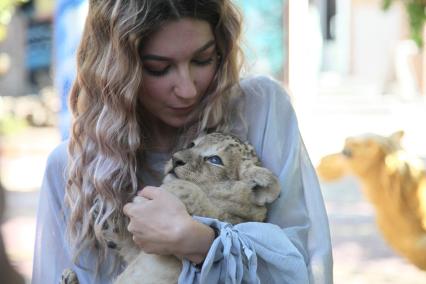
[60,268,79,284]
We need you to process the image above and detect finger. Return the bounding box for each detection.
[132,235,145,248]
[127,221,137,234]
[138,186,160,199]
[123,203,135,217]
[132,235,143,247]
[133,196,149,204]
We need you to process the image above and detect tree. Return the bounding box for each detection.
[382,0,426,48]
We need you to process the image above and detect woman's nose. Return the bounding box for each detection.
[174,67,197,99]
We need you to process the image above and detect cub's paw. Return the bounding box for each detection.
[60,268,79,284]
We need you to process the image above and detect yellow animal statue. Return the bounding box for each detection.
[316,131,426,270]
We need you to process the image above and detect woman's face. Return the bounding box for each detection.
[140,18,218,129]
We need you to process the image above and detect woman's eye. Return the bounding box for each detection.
[192,57,214,66]
[206,155,223,166]
[143,66,171,77]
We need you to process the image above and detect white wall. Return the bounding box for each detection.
[351,2,404,92]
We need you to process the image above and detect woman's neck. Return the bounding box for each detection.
[144,117,180,153]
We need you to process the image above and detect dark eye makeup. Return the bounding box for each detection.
[191,56,215,66]
[143,65,171,76]
[142,56,215,77]
[141,46,217,77]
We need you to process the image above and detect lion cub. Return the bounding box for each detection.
[316,131,426,270]
[62,132,280,284]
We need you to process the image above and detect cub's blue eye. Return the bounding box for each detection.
[206,155,223,165]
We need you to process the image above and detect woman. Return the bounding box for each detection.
[32,0,333,283]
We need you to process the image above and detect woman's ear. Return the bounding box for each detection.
[239,162,281,206]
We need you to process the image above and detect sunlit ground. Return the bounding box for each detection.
[1,76,426,283]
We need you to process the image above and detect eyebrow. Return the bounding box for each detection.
[141,39,216,62]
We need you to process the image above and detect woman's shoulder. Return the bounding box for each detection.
[239,74,294,116]
[45,140,69,173]
[239,74,292,108]
[238,75,298,160]
[41,140,69,200]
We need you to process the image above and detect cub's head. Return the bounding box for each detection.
[164,132,280,206]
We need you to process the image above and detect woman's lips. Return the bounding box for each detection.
[169,105,194,113]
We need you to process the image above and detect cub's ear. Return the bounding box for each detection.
[389,130,404,144]
[240,163,281,206]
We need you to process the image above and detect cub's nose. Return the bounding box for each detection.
[172,155,186,168]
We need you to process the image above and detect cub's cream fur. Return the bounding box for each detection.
[62,132,280,283]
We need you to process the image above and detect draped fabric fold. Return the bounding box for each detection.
[179,217,309,284]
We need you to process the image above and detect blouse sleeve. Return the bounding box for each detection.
[31,142,74,284]
[31,142,116,284]
[178,76,333,284]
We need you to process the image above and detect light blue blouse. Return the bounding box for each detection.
[32,75,333,284]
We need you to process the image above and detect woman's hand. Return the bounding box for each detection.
[123,186,216,263]
[123,186,190,255]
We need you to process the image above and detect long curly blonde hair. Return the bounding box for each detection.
[66,0,244,272]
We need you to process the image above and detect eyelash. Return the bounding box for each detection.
[144,68,170,77]
[193,58,215,66]
[144,57,215,77]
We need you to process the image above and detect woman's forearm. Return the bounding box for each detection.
[175,218,216,264]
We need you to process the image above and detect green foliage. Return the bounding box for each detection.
[382,0,395,10]
[382,0,426,48]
